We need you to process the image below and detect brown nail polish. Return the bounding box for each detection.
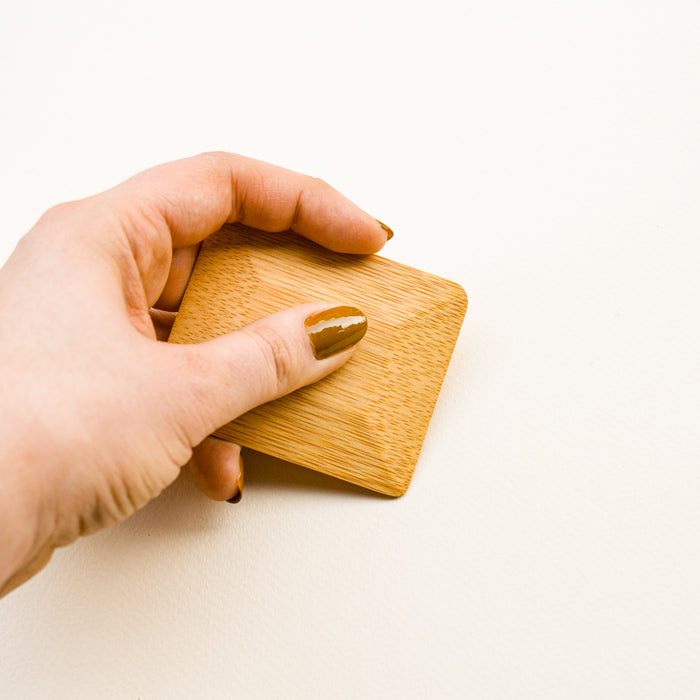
[304,306,368,360]
[376,219,394,240]
[227,455,244,504]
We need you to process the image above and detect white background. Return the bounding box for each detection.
[1,1,699,698]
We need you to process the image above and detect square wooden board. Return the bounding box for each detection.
[168,224,467,496]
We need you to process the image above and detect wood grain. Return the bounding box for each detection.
[168,224,467,496]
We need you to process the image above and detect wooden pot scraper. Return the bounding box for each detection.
[168,224,467,496]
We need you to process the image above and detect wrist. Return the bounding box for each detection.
[0,429,54,596]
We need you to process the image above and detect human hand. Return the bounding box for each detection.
[0,152,391,596]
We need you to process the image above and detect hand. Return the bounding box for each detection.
[0,152,391,596]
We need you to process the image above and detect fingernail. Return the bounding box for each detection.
[376,219,394,240]
[304,306,368,360]
[227,455,244,504]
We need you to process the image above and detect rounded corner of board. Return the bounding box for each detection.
[449,280,469,314]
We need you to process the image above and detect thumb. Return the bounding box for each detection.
[167,303,368,443]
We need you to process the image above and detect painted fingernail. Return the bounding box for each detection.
[304,306,368,360]
[376,219,394,240]
[227,455,244,504]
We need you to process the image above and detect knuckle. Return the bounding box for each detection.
[197,149,228,161]
[195,150,239,169]
[309,175,330,191]
[247,325,298,395]
[22,201,86,249]
[38,200,81,225]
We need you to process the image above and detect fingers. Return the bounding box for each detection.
[154,243,201,311]
[189,437,243,502]
[106,152,391,254]
[27,153,393,325]
[167,302,367,444]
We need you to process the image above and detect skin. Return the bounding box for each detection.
[0,152,388,597]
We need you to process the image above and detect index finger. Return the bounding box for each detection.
[104,151,392,254]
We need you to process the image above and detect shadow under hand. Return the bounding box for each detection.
[120,447,388,538]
